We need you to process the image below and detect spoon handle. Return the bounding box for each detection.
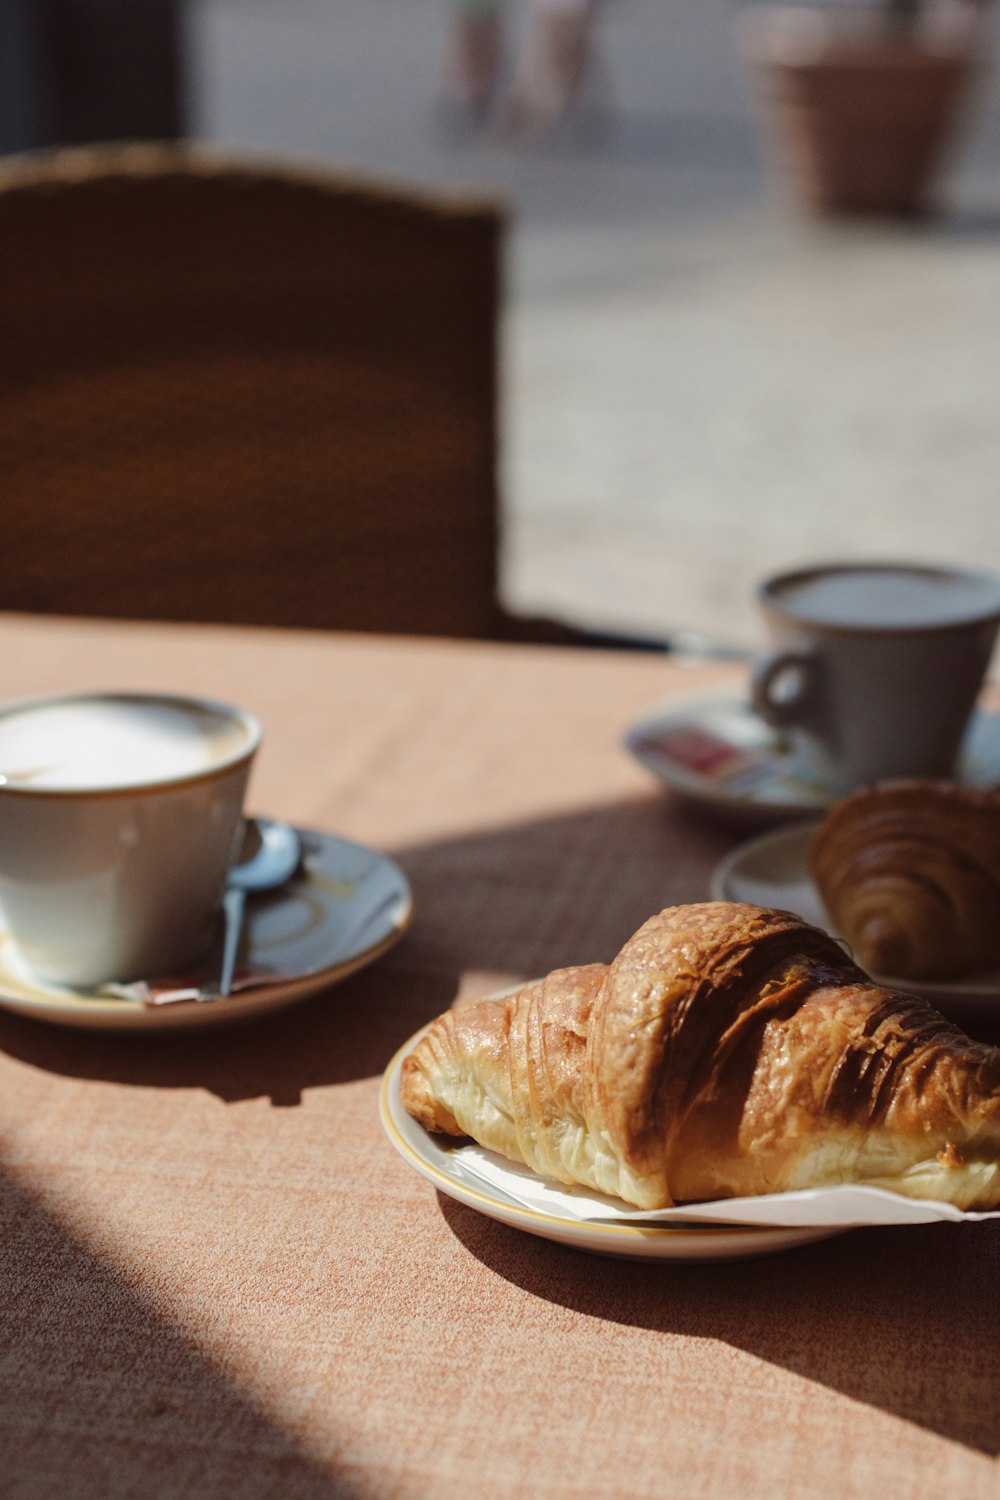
[218,885,247,998]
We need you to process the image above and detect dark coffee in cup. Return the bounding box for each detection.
[772,567,1000,631]
[752,562,1000,789]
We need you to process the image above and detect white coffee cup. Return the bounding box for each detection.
[0,691,261,986]
[751,562,1000,789]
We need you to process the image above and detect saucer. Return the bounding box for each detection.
[0,823,412,1031]
[625,692,1000,826]
[381,1027,844,1261]
[711,821,1000,1018]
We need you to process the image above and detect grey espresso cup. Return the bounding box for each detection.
[750,562,1000,790]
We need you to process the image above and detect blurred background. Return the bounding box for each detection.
[4,0,1000,651]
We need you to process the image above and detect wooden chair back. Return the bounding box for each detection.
[0,146,504,638]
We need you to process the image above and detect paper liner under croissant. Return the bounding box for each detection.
[399,902,1000,1211]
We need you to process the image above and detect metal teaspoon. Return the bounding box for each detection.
[206,818,302,999]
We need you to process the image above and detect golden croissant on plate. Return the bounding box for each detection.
[400,902,1000,1210]
[810,781,1000,981]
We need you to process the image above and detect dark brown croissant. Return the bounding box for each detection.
[401,902,1000,1209]
[810,781,1000,981]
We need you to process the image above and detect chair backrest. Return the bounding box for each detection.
[0,145,505,638]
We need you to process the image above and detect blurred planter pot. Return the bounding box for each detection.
[742,5,987,216]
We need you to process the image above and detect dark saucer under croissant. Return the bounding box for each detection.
[810,780,1000,982]
[401,901,1000,1211]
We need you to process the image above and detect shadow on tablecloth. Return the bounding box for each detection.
[0,1167,369,1500]
[440,1192,1000,1457]
[0,791,734,1103]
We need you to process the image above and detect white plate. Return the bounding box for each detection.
[625,692,1000,826]
[0,823,412,1031]
[380,1027,845,1261]
[711,821,1000,1016]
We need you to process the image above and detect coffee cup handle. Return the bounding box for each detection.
[751,651,819,727]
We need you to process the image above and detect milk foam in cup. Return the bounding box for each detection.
[751,562,1000,789]
[0,692,261,987]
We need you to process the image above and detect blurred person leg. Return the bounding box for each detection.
[441,0,504,129]
[503,0,604,143]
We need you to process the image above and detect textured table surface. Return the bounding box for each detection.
[0,614,997,1500]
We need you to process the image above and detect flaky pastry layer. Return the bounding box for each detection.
[400,902,1000,1209]
[811,780,1000,980]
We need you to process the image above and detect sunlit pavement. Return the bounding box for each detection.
[192,0,1000,648]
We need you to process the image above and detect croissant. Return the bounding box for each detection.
[400,902,1000,1210]
[810,781,1000,981]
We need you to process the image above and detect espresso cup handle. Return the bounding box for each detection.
[751,651,819,727]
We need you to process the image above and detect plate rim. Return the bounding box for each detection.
[623,690,835,821]
[708,819,820,905]
[625,690,1000,824]
[710,820,1000,1008]
[380,1024,845,1259]
[0,823,413,1030]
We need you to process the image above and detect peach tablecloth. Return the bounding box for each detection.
[1,614,997,1500]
